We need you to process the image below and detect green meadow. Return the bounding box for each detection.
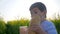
[0,15,60,34]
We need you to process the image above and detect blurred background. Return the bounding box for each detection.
[0,0,60,21]
[0,0,60,34]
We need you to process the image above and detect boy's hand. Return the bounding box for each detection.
[29,25,41,34]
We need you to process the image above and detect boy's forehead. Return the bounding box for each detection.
[31,7,39,11]
[31,7,40,12]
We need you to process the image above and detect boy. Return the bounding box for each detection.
[20,2,58,34]
[29,2,58,34]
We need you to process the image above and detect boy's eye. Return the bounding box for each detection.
[35,12,37,14]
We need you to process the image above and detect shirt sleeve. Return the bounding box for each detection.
[41,21,58,34]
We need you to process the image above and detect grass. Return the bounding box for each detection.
[0,14,60,34]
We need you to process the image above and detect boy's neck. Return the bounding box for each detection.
[41,18,46,23]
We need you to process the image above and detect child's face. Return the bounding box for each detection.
[30,7,44,18]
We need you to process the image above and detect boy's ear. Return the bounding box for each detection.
[43,11,47,15]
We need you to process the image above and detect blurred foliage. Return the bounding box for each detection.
[0,14,60,34]
[0,19,6,34]
[50,17,60,34]
[6,20,20,34]
[6,18,30,34]
[19,18,30,26]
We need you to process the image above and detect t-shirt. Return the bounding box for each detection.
[40,20,58,34]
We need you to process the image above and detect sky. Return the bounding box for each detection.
[0,0,60,21]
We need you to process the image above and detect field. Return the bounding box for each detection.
[0,16,60,34]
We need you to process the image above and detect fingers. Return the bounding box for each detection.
[20,26,28,34]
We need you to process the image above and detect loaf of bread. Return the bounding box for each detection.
[28,15,41,34]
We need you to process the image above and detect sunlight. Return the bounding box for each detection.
[0,0,59,21]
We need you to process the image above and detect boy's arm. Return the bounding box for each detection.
[41,22,58,34]
[36,26,47,34]
[45,22,58,34]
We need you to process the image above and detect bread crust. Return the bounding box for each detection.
[28,15,41,34]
